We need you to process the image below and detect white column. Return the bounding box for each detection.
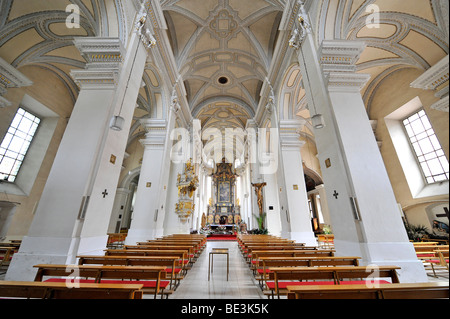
[290,5,427,282]
[279,120,317,246]
[125,118,168,244]
[6,38,125,281]
[319,40,427,281]
[107,188,131,233]
[77,31,149,255]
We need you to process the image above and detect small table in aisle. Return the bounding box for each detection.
[208,248,229,281]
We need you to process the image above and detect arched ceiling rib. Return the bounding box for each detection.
[161,0,285,132]
[0,0,127,104]
[314,0,448,115]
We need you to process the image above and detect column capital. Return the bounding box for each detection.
[245,119,259,130]
[279,119,306,150]
[411,55,449,112]
[411,55,449,91]
[0,57,33,107]
[139,118,168,148]
[319,40,371,92]
[70,37,125,90]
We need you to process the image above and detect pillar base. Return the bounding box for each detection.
[5,236,78,281]
[335,240,429,283]
[125,228,158,245]
[289,231,318,247]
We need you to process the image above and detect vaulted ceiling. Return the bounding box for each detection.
[161,0,285,131]
[0,0,448,140]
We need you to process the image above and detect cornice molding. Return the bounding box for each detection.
[411,55,449,113]
[0,57,33,107]
[319,40,370,92]
[71,37,124,90]
[430,95,449,113]
[0,57,33,89]
[139,118,168,148]
[410,55,449,91]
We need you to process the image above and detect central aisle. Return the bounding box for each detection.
[170,240,265,299]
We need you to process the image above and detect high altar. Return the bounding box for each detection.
[207,158,241,225]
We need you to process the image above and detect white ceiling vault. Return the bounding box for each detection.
[0,0,448,161]
[161,0,285,131]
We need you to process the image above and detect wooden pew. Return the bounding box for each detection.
[33,264,168,299]
[104,249,190,273]
[137,240,205,259]
[266,265,401,299]
[123,245,196,268]
[0,281,144,299]
[253,256,361,289]
[249,250,335,269]
[416,245,449,277]
[106,233,127,249]
[77,255,183,290]
[414,244,448,253]
[244,245,317,262]
[286,282,449,299]
[317,234,334,249]
[0,247,15,269]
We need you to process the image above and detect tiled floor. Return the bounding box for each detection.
[168,240,265,299]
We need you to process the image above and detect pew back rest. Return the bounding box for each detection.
[269,266,400,286]
[0,281,144,299]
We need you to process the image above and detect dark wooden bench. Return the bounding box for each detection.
[286,282,449,299]
[266,265,401,298]
[33,264,168,299]
[0,281,144,299]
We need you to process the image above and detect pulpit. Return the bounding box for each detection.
[207,158,241,225]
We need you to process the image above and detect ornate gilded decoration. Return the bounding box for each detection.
[207,158,241,225]
[175,159,199,222]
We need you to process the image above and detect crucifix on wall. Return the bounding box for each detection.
[252,182,267,217]
[437,207,449,220]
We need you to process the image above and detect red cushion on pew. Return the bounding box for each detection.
[165,267,182,273]
[257,269,272,274]
[417,254,435,257]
